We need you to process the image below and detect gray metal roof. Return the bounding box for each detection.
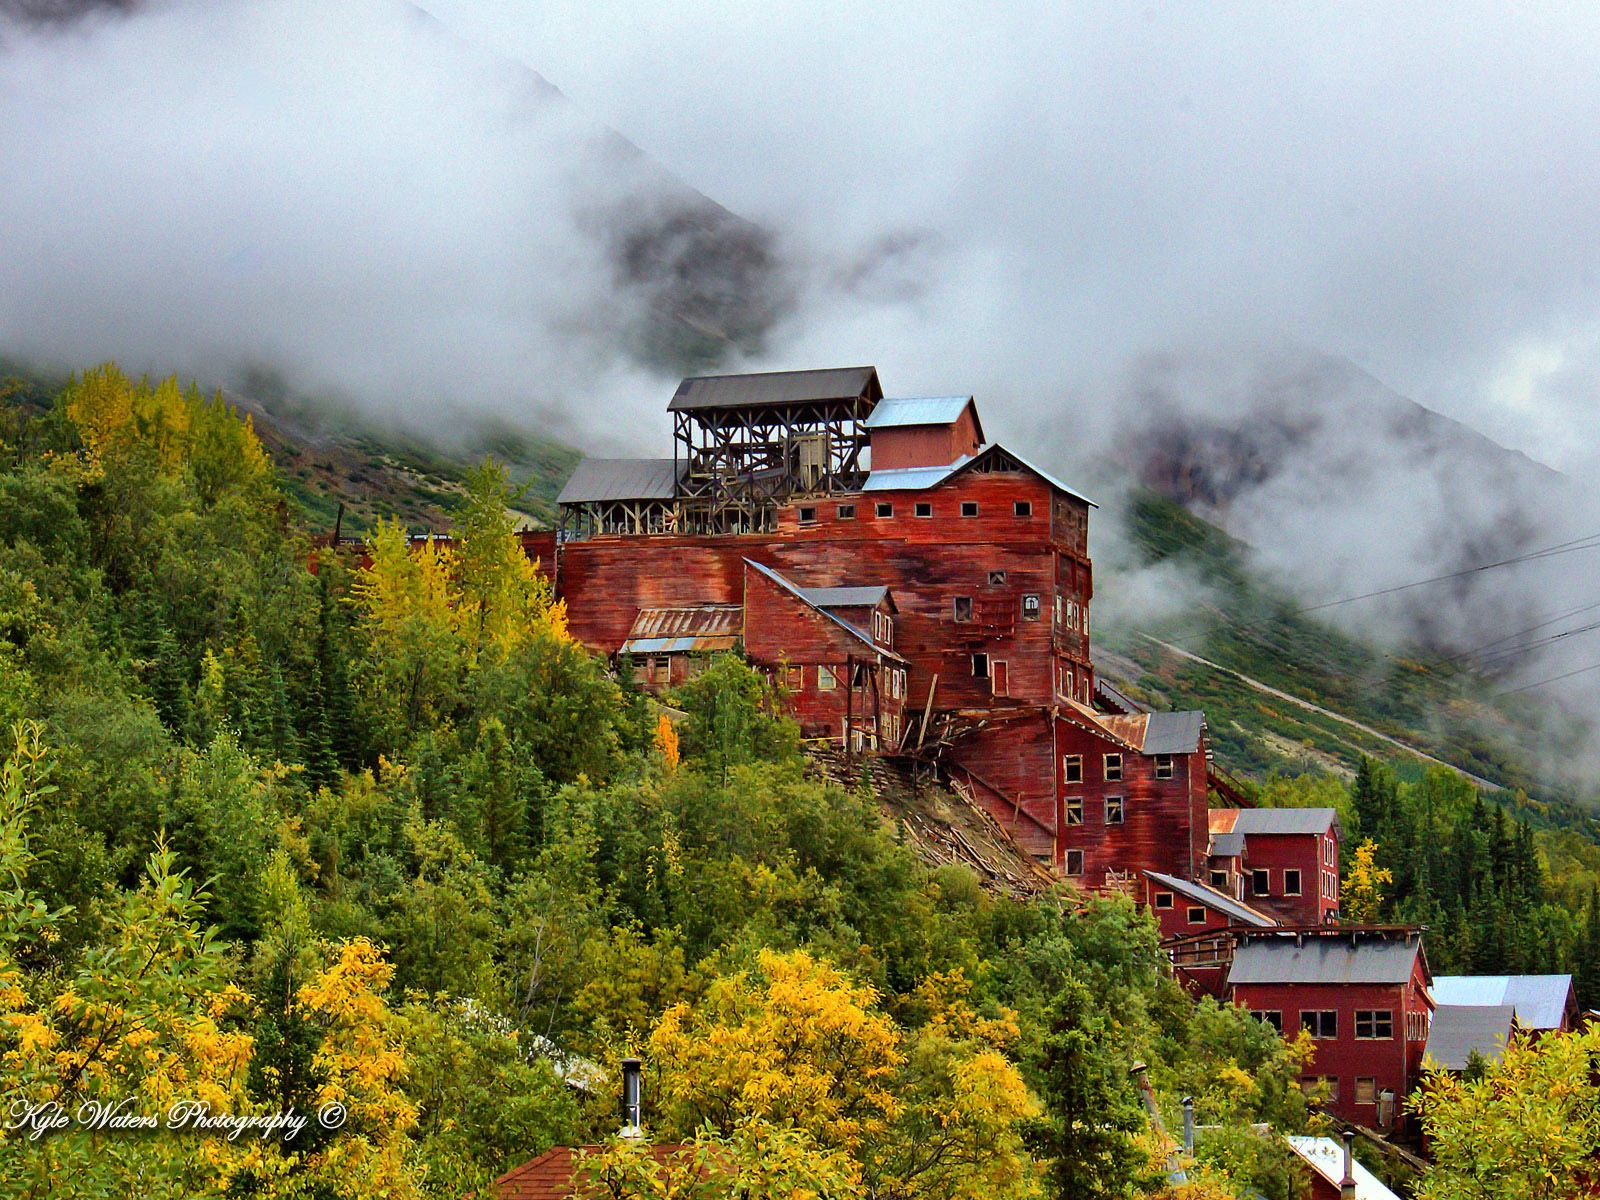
[1141,710,1205,755]
[1423,1004,1516,1071]
[1145,871,1277,927]
[1431,975,1574,1029]
[863,396,978,431]
[1227,935,1421,986]
[798,585,891,610]
[1209,832,1246,859]
[1231,807,1342,838]
[862,442,1096,506]
[668,366,880,412]
[557,458,681,505]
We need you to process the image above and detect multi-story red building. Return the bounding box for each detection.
[1210,807,1343,924]
[1228,928,1433,1134]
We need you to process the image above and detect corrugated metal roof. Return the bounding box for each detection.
[626,606,742,639]
[1142,710,1205,754]
[1209,832,1246,859]
[863,396,976,430]
[1423,1004,1516,1071]
[1145,870,1277,927]
[1284,1137,1400,1200]
[1231,807,1342,838]
[1210,809,1240,835]
[798,585,891,610]
[1431,975,1574,1029]
[743,560,909,664]
[861,442,1096,506]
[668,366,880,411]
[557,458,680,504]
[1227,935,1420,986]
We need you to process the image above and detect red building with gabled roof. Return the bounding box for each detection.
[1227,927,1433,1135]
[1211,808,1343,924]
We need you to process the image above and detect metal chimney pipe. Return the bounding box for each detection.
[621,1057,643,1139]
[1181,1097,1194,1156]
[1340,1129,1357,1199]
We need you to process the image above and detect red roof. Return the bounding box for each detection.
[490,1145,692,1200]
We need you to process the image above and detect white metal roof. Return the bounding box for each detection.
[1284,1137,1399,1200]
[1431,975,1573,1029]
[863,396,976,429]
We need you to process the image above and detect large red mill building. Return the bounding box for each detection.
[520,365,1255,885]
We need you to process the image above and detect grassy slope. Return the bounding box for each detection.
[1097,489,1600,837]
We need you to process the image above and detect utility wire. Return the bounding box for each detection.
[1495,659,1600,697]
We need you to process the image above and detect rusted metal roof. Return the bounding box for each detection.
[864,396,982,438]
[1145,870,1277,927]
[557,458,681,504]
[620,606,741,655]
[668,366,881,411]
[1228,935,1421,986]
[1424,1004,1516,1070]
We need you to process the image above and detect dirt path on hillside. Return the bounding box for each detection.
[1137,634,1501,790]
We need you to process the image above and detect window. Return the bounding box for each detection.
[799,506,817,523]
[1154,891,1173,909]
[1154,755,1175,779]
[971,653,989,678]
[1300,1010,1338,1039]
[876,501,893,518]
[988,570,1008,585]
[836,503,855,519]
[1407,1010,1429,1042]
[1063,755,1083,783]
[1356,1011,1394,1040]
[961,501,979,517]
[784,664,803,691]
[1354,1078,1377,1106]
[1065,849,1084,875]
[1325,838,1335,866]
[1284,869,1302,896]
[1065,797,1083,825]
[1022,593,1041,620]
[817,665,838,691]
[872,611,892,645]
[1187,906,1207,925]
[1251,869,1270,896]
[1103,754,1123,781]
[915,502,933,518]
[953,596,973,622]
[1256,1010,1284,1033]
[1105,796,1124,825]
[1210,870,1229,890]
[1014,500,1032,517]
[1301,1076,1339,1103]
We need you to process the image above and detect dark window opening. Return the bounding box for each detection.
[1154,754,1175,779]
[1210,871,1229,890]
[961,501,979,517]
[915,502,933,518]
[1106,796,1124,824]
[1065,849,1084,875]
[972,653,989,678]
[836,503,855,519]
[798,506,817,523]
[1301,1010,1338,1039]
[1103,754,1122,781]
[1251,869,1270,895]
[1356,1011,1394,1040]
[1257,1010,1284,1033]
[1063,755,1082,783]
[1014,500,1032,517]
[988,570,1007,585]
[1187,906,1206,925]
[876,502,893,518]
[953,596,973,621]
[1065,797,1083,825]
[1022,593,1041,619]
[1284,869,1302,896]
[1154,892,1173,909]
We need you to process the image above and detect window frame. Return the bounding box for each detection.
[1284,869,1302,896]
[1065,796,1083,826]
[914,501,933,518]
[1154,754,1175,779]
[1300,1010,1338,1040]
[1105,795,1124,825]
[1186,905,1207,925]
[971,653,989,678]
[1063,754,1083,783]
[1022,593,1041,620]
[953,596,973,622]
[1257,1010,1284,1033]
[1153,891,1174,910]
[988,569,1008,585]
[875,501,893,518]
[836,503,856,520]
[798,505,818,523]
[1103,753,1123,781]
[1355,1010,1394,1041]
[1210,870,1229,890]
[1251,868,1271,896]
[1065,849,1084,875]
[960,501,979,517]
[1013,500,1032,517]
[1354,1077,1377,1106]
[816,664,838,691]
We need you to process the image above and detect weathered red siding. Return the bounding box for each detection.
[867,405,983,469]
[1244,833,1341,924]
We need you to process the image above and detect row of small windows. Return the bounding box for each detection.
[1063,753,1176,783]
[1152,893,1210,925]
[1253,1009,1395,1040]
[1064,796,1124,825]
[782,664,905,695]
[1300,1077,1393,1108]
[799,500,1034,523]
[1249,868,1303,897]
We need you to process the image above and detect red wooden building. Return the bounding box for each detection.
[1227,927,1433,1135]
[1210,808,1343,924]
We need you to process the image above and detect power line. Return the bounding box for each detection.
[1164,529,1600,647]
[1439,597,1600,664]
[1495,659,1600,697]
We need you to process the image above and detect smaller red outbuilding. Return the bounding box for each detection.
[1211,807,1343,925]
